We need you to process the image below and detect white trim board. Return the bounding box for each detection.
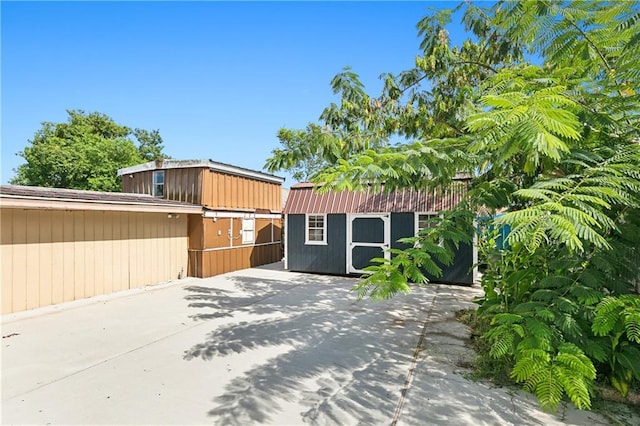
[346,213,390,274]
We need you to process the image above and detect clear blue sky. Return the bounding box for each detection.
[2,1,465,186]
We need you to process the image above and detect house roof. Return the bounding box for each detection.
[0,185,204,214]
[284,182,468,214]
[117,159,285,184]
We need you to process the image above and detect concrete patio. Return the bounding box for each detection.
[1,262,623,425]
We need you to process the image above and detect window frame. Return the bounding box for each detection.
[241,217,255,245]
[152,170,165,198]
[415,212,439,235]
[305,214,327,245]
[415,212,443,247]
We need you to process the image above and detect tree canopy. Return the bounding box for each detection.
[266,0,640,411]
[11,110,167,192]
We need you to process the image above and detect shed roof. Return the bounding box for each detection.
[117,159,285,184]
[284,181,468,214]
[0,185,203,214]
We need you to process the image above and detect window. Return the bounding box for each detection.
[242,217,255,244]
[415,213,443,247]
[153,171,165,197]
[416,213,437,233]
[306,214,326,244]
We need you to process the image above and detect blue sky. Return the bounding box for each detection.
[2,1,466,186]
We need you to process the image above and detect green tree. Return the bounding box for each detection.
[133,128,166,161]
[266,0,640,411]
[12,110,168,192]
[266,126,331,181]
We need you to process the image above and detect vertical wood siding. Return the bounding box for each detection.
[1,208,190,314]
[286,214,347,275]
[122,167,282,212]
[187,217,283,278]
[202,171,282,211]
[121,168,204,205]
[189,244,282,278]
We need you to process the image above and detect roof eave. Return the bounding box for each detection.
[0,195,203,214]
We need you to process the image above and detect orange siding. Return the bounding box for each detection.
[123,166,282,212]
[120,163,284,280]
[1,209,192,314]
[188,243,282,278]
[187,214,283,279]
[188,214,204,250]
[255,219,272,244]
[203,218,233,249]
[201,170,282,211]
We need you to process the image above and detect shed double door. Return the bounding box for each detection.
[347,214,391,274]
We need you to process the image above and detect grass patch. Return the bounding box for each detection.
[455,308,512,386]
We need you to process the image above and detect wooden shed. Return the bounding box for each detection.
[118,159,285,278]
[283,180,477,285]
[1,185,203,314]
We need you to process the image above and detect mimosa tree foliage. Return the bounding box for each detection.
[267,0,640,411]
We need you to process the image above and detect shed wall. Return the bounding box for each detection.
[1,208,189,314]
[285,212,474,284]
[286,214,347,274]
[390,212,474,285]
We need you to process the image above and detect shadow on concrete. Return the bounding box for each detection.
[182,267,432,425]
[181,265,600,425]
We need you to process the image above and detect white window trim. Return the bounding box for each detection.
[415,212,444,248]
[152,170,165,198]
[305,214,327,245]
[415,212,439,235]
[241,216,255,245]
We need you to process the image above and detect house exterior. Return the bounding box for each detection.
[283,180,476,285]
[0,185,202,314]
[118,159,285,278]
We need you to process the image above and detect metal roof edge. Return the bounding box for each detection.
[207,160,285,184]
[117,159,285,184]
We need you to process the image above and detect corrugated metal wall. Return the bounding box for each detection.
[1,208,190,314]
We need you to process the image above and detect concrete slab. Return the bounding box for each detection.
[1,262,633,425]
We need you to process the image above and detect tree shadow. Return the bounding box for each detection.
[181,267,615,425]
[183,268,434,425]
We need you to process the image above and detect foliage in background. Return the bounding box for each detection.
[12,110,167,192]
[266,0,640,412]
